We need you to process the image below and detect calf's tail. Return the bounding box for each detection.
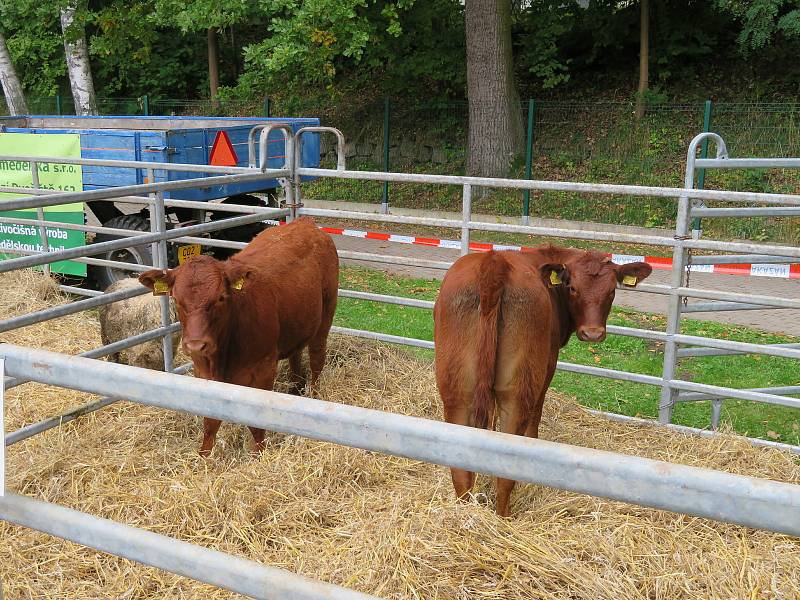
[473,252,509,430]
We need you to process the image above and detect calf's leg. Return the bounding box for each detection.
[287,350,306,395]
[248,426,267,454]
[200,418,222,456]
[307,335,329,395]
[248,358,279,454]
[494,390,529,517]
[443,395,495,502]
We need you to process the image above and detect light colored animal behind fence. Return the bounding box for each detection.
[99,278,180,371]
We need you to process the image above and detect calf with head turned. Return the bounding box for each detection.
[139,217,339,456]
[433,245,652,516]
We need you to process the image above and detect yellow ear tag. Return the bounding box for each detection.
[549,270,562,286]
[622,275,638,287]
[232,277,245,291]
[153,279,169,296]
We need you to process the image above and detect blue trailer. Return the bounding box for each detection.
[0,115,320,287]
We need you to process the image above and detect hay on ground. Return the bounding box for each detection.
[0,270,798,599]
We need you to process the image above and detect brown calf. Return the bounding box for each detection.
[433,245,652,516]
[139,217,339,455]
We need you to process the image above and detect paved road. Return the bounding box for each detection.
[330,234,800,337]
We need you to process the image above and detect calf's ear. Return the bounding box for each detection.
[615,262,653,287]
[224,266,253,293]
[539,263,569,288]
[139,269,176,296]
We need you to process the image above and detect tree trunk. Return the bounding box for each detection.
[61,2,98,116]
[0,31,28,115]
[635,0,649,120]
[465,0,524,179]
[208,27,220,109]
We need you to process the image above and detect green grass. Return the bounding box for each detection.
[335,266,800,446]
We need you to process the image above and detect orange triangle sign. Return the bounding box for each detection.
[209,131,238,166]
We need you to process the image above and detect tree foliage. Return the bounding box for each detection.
[717,0,800,51]
[1,0,799,104]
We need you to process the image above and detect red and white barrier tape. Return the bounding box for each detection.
[264,220,800,280]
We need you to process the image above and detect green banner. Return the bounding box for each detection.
[0,133,86,276]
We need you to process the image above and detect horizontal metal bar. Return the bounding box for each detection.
[690,253,799,265]
[587,410,800,455]
[672,334,800,360]
[668,379,800,410]
[692,206,800,217]
[2,245,156,273]
[682,301,791,313]
[677,385,800,403]
[338,289,436,310]
[298,167,800,206]
[337,250,452,271]
[695,157,800,169]
[0,185,66,197]
[4,322,182,390]
[80,323,182,362]
[606,324,666,341]
[628,282,671,295]
[677,342,800,358]
[58,284,102,297]
[0,211,268,273]
[5,396,119,445]
[164,200,291,218]
[0,493,375,600]
[302,207,800,259]
[0,153,259,174]
[0,285,148,334]
[556,361,665,386]
[3,345,799,536]
[171,235,245,250]
[299,207,462,230]
[301,207,800,262]
[173,362,193,375]
[677,287,800,309]
[0,171,285,212]
[330,326,435,349]
[471,221,800,259]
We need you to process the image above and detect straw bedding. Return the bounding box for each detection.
[0,269,798,599]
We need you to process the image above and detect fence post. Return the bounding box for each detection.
[659,143,700,424]
[461,183,472,256]
[55,95,62,116]
[381,98,390,214]
[142,95,150,116]
[692,99,713,237]
[263,97,271,118]
[30,161,50,277]
[522,99,536,225]
[147,168,174,373]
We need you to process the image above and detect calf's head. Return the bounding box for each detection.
[139,256,251,376]
[540,251,652,342]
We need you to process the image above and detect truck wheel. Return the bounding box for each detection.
[208,194,271,260]
[89,215,153,291]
